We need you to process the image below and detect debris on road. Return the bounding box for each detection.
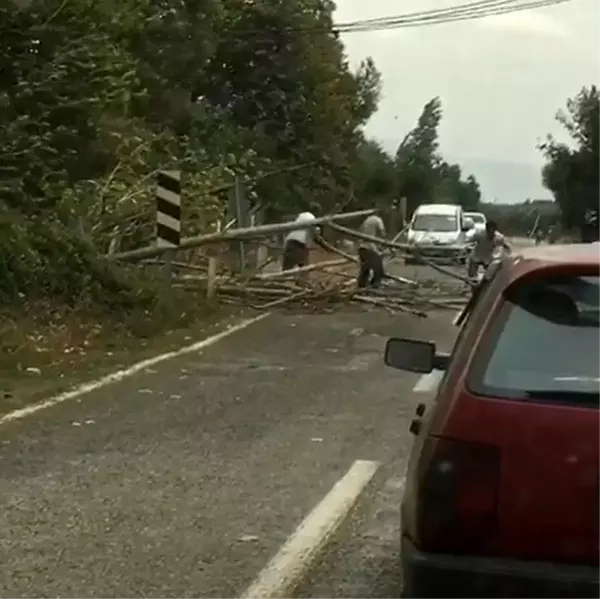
[132,221,471,317]
[171,256,467,316]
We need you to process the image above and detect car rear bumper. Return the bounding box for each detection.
[401,537,599,598]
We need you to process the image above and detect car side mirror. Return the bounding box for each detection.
[384,338,436,373]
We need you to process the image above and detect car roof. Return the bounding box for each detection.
[506,243,599,283]
[415,203,460,215]
[464,211,485,217]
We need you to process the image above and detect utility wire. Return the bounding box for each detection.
[335,0,575,33]
[337,0,526,27]
[233,0,576,36]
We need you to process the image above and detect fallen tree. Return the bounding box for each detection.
[107,207,472,318]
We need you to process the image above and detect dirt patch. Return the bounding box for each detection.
[0,247,359,416]
[0,295,248,417]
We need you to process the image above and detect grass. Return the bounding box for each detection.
[0,293,248,417]
[0,246,352,417]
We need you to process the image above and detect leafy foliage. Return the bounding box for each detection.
[436,163,481,211]
[1,0,514,310]
[538,85,599,236]
[0,0,382,304]
[395,97,443,211]
[394,97,481,213]
[349,138,396,206]
[481,200,559,237]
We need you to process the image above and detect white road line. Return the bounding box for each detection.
[239,459,381,599]
[0,313,270,427]
[413,369,444,393]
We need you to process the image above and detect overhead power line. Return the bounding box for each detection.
[236,0,577,37]
[337,0,527,27]
[334,0,576,33]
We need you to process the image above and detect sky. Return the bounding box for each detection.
[335,0,600,203]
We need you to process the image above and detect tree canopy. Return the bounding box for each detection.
[538,85,599,237]
[395,97,481,214]
[0,0,382,302]
[1,0,494,307]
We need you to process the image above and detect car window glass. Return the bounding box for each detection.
[471,274,600,403]
[412,214,457,232]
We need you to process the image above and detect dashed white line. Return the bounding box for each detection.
[240,459,381,599]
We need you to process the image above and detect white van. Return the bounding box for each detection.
[406,203,471,263]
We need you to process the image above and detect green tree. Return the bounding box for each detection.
[0,0,384,302]
[395,96,443,212]
[351,138,395,205]
[460,175,482,210]
[394,96,481,213]
[198,0,381,215]
[436,163,481,209]
[538,85,599,235]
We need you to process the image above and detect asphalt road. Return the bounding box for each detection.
[298,240,536,599]
[0,272,458,599]
[296,308,457,599]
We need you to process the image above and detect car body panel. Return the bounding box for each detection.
[407,204,469,262]
[396,245,600,596]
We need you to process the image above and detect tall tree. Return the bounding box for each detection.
[436,163,481,209]
[0,0,383,301]
[538,85,599,236]
[461,175,482,210]
[198,0,381,214]
[394,97,481,212]
[395,97,443,212]
[351,138,395,205]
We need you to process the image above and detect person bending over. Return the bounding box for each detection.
[357,213,386,288]
[282,211,317,271]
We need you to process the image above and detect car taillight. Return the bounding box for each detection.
[415,436,500,554]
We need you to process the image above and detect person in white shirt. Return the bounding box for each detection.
[357,213,386,288]
[467,219,511,279]
[282,211,317,271]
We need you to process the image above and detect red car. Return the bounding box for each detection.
[385,244,599,598]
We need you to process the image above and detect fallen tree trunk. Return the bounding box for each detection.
[108,209,376,262]
[254,258,348,281]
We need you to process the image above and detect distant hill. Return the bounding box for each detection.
[447,156,551,204]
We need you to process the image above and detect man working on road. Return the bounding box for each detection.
[357,213,386,288]
[281,211,317,271]
[466,219,511,279]
[456,220,511,327]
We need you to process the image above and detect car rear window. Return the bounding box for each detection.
[412,214,457,232]
[469,273,600,406]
